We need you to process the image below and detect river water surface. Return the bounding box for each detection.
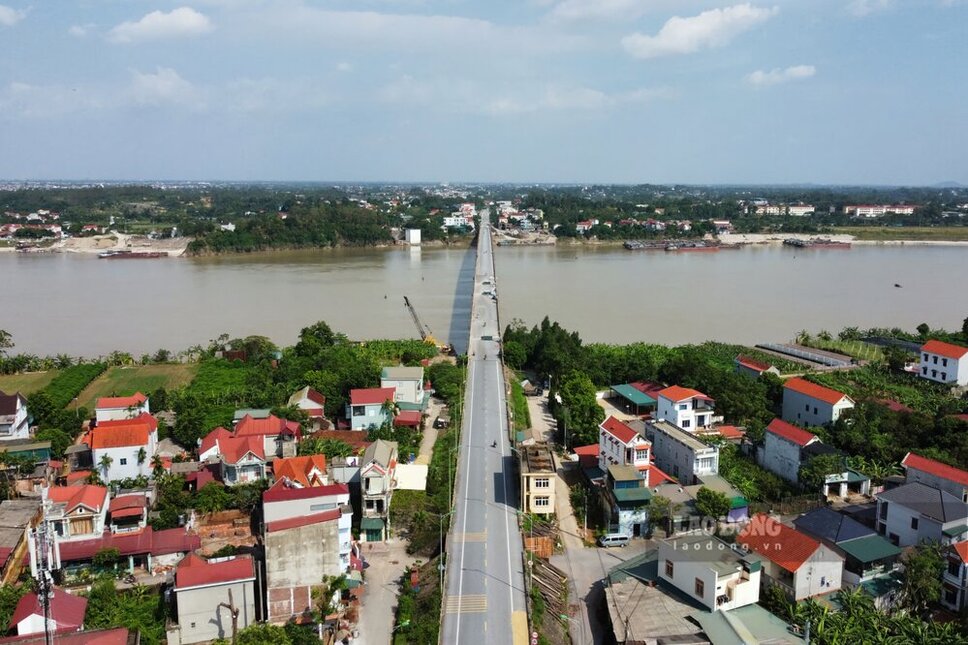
[3,244,967,356]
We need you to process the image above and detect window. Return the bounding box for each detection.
[534,478,551,489]
[911,517,919,530]
[805,404,810,411]
[945,588,958,605]
[534,497,550,508]
[119,458,127,465]
[942,373,948,381]
[190,623,196,629]
[813,407,818,415]
[932,370,938,378]
[695,578,705,598]
[696,416,705,427]
[310,503,335,512]
[352,406,365,417]
[948,560,962,577]
[665,560,674,577]
[678,403,688,411]
[922,367,928,374]
[934,356,938,364]
[923,353,928,361]
[943,358,948,367]
[879,502,888,520]
[682,419,691,428]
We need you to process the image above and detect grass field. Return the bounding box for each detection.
[0,371,60,394]
[803,338,884,361]
[834,226,968,241]
[76,364,199,409]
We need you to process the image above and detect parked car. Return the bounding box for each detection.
[597,533,630,548]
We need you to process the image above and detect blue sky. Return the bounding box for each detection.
[0,0,964,184]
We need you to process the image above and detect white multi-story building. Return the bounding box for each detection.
[89,414,158,482]
[781,378,854,427]
[263,480,353,571]
[95,392,150,423]
[380,367,425,406]
[647,420,719,486]
[655,386,717,432]
[598,416,651,478]
[0,390,30,441]
[944,542,968,612]
[919,340,968,386]
[658,535,762,611]
[876,482,968,547]
[845,204,917,217]
[759,419,821,484]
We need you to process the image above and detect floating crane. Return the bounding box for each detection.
[403,296,453,354]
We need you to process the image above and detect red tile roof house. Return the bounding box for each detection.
[781,378,854,427]
[233,414,301,460]
[108,493,149,534]
[738,515,844,601]
[42,485,108,541]
[287,386,327,420]
[598,416,651,482]
[734,354,780,379]
[171,553,258,644]
[346,387,396,431]
[271,455,329,488]
[262,481,353,623]
[198,427,267,486]
[89,413,158,482]
[54,525,200,574]
[0,627,131,645]
[943,541,968,612]
[758,420,821,486]
[902,452,968,502]
[655,386,719,432]
[94,392,149,424]
[919,339,968,386]
[8,588,87,636]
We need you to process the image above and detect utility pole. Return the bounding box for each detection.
[218,589,240,645]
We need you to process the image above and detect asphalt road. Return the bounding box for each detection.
[440,213,528,645]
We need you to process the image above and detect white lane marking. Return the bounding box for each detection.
[455,342,476,644]
[498,359,515,619]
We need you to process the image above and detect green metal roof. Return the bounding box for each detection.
[610,384,657,407]
[690,605,805,645]
[730,496,748,509]
[360,517,385,530]
[943,524,968,538]
[614,488,652,504]
[838,534,901,563]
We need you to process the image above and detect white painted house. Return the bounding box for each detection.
[647,420,719,486]
[902,452,968,502]
[739,515,844,601]
[10,589,87,636]
[655,386,717,432]
[89,413,158,482]
[94,392,150,423]
[944,542,968,612]
[875,482,968,547]
[346,387,396,430]
[781,378,854,427]
[0,390,30,441]
[658,535,762,612]
[759,419,820,484]
[919,340,968,386]
[598,416,651,479]
[380,367,425,406]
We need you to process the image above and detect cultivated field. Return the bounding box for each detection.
[0,371,60,394]
[75,364,199,409]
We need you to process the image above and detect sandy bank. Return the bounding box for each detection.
[51,232,192,256]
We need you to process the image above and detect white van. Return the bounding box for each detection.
[597,533,630,548]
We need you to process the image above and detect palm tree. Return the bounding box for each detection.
[98,454,113,480]
[137,447,147,465]
[150,454,164,476]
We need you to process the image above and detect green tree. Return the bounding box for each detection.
[916,322,930,339]
[899,543,945,617]
[0,329,12,357]
[93,547,121,569]
[99,454,113,480]
[236,623,292,645]
[882,345,910,371]
[555,370,604,448]
[0,583,29,630]
[694,486,731,521]
[35,428,72,458]
[298,437,353,457]
[798,453,845,492]
[195,482,232,514]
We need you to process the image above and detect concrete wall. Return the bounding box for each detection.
[174,579,257,644]
[381,378,423,405]
[793,544,843,600]
[782,390,852,427]
[760,433,802,484]
[649,426,719,486]
[265,520,341,623]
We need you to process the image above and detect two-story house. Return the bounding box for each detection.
[793,507,901,594]
[218,437,266,485]
[263,479,352,571]
[598,416,651,478]
[171,553,257,645]
[738,515,844,601]
[919,339,968,386]
[759,419,822,484]
[875,482,968,546]
[44,485,109,541]
[655,386,717,432]
[108,493,149,534]
[271,454,329,488]
[94,392,149,423]
[89,413,158,482]
[380,367,425,407]
[0,390,30,442]
[658,535,762,611]
[943,541,968,612]
[360,439,397,542]
[781,378,854,427]
[346,388,396,431]
[233,414,301,460]
[647,420,719,486]
[901,452,968,502]
[520,444,555,516]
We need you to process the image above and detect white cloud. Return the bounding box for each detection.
[108,7,213,44]
[0,4,25,27]
[745,64,816,86]
[127,67,204,108]
[68,23,96,38]
[846,0,891,16]
[549,0,647,22]
[621,3,778,59]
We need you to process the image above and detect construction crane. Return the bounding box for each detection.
[403,296,453,354]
